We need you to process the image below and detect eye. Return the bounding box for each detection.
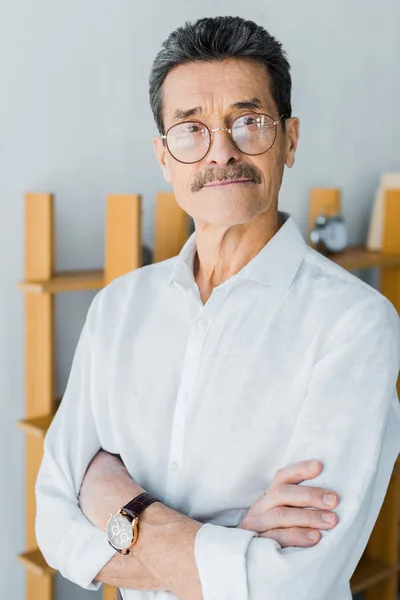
[181,123,208,139]
[186,124,202,133]
[243,115,260,126]
[232,113,262,134]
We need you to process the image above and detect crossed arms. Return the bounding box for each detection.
[79,452,337,597]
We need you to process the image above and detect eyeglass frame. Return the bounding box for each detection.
[161,112,287,164]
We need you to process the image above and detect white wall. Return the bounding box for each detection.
[1,1,399,598]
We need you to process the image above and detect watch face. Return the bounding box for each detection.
[106,514,134,550]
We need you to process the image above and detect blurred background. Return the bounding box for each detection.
[1,1,399,599]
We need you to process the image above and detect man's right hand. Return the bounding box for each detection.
[237,460,339,548]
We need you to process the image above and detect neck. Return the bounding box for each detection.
[193,208,282,303]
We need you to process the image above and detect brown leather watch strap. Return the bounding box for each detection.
[122,492,160,519]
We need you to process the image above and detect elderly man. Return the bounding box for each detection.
[35,15,400,600]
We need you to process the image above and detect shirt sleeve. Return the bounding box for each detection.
[35,291,117,590]
[194,295,400,600]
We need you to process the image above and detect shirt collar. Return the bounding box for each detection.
[168,210,308,291]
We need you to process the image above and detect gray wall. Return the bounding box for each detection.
[1,1,399,598]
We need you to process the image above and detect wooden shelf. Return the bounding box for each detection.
[350,554,400,594]
[18,549,56,577]
[17,269,104,294]
[323,246,400,271]
[17,398,61,437]
[18,415,54,437]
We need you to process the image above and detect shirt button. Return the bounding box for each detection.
[181,390,190,402]
[170,461,179,472]
[197,319,208,329]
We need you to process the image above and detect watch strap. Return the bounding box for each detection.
[122,492,160,519]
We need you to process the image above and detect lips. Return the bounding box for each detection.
[203,179,253,187]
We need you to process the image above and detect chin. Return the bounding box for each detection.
[194,208,260,229]
[200,196,263,225]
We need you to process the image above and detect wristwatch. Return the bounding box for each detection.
[106,492,160,555]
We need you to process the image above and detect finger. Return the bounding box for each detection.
[259,527,321,548]
[273,460,323,486]
[243,506,338,533]
[263,483,339,511]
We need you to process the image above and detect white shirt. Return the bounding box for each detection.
[35,210,400,600]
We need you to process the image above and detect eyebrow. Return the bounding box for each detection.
[172,97,265,121]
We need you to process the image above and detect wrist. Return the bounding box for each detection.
[97,484,146,531]
[134,506,202,595]
[136,503,201,554]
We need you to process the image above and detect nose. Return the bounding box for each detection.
[204,127,242,166]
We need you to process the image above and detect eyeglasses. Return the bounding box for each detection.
[161,113,286,164]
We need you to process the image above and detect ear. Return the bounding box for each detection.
[153,136,172,183]
[284,117,300,168]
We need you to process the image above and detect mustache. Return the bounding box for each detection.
[191,164,262,193]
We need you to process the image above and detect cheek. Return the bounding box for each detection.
[172,158,205,188]
[255,147,284,186]
[252,160,274,188]
[168,163,197,208]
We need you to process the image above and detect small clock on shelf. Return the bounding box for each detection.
[309,213,349,254]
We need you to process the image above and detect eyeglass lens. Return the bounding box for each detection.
[166,113,277,163]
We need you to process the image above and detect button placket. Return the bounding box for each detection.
[165,285,235,506]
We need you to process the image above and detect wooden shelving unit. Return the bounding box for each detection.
[17,189,400,600]
[17,191,189,600]
[310,188,400,600]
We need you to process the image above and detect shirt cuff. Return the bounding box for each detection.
[194,522,257,600]
[54,512,117,590]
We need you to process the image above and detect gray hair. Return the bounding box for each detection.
[149,16,292,135]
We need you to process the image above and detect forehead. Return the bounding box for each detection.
[162,58,275,126]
